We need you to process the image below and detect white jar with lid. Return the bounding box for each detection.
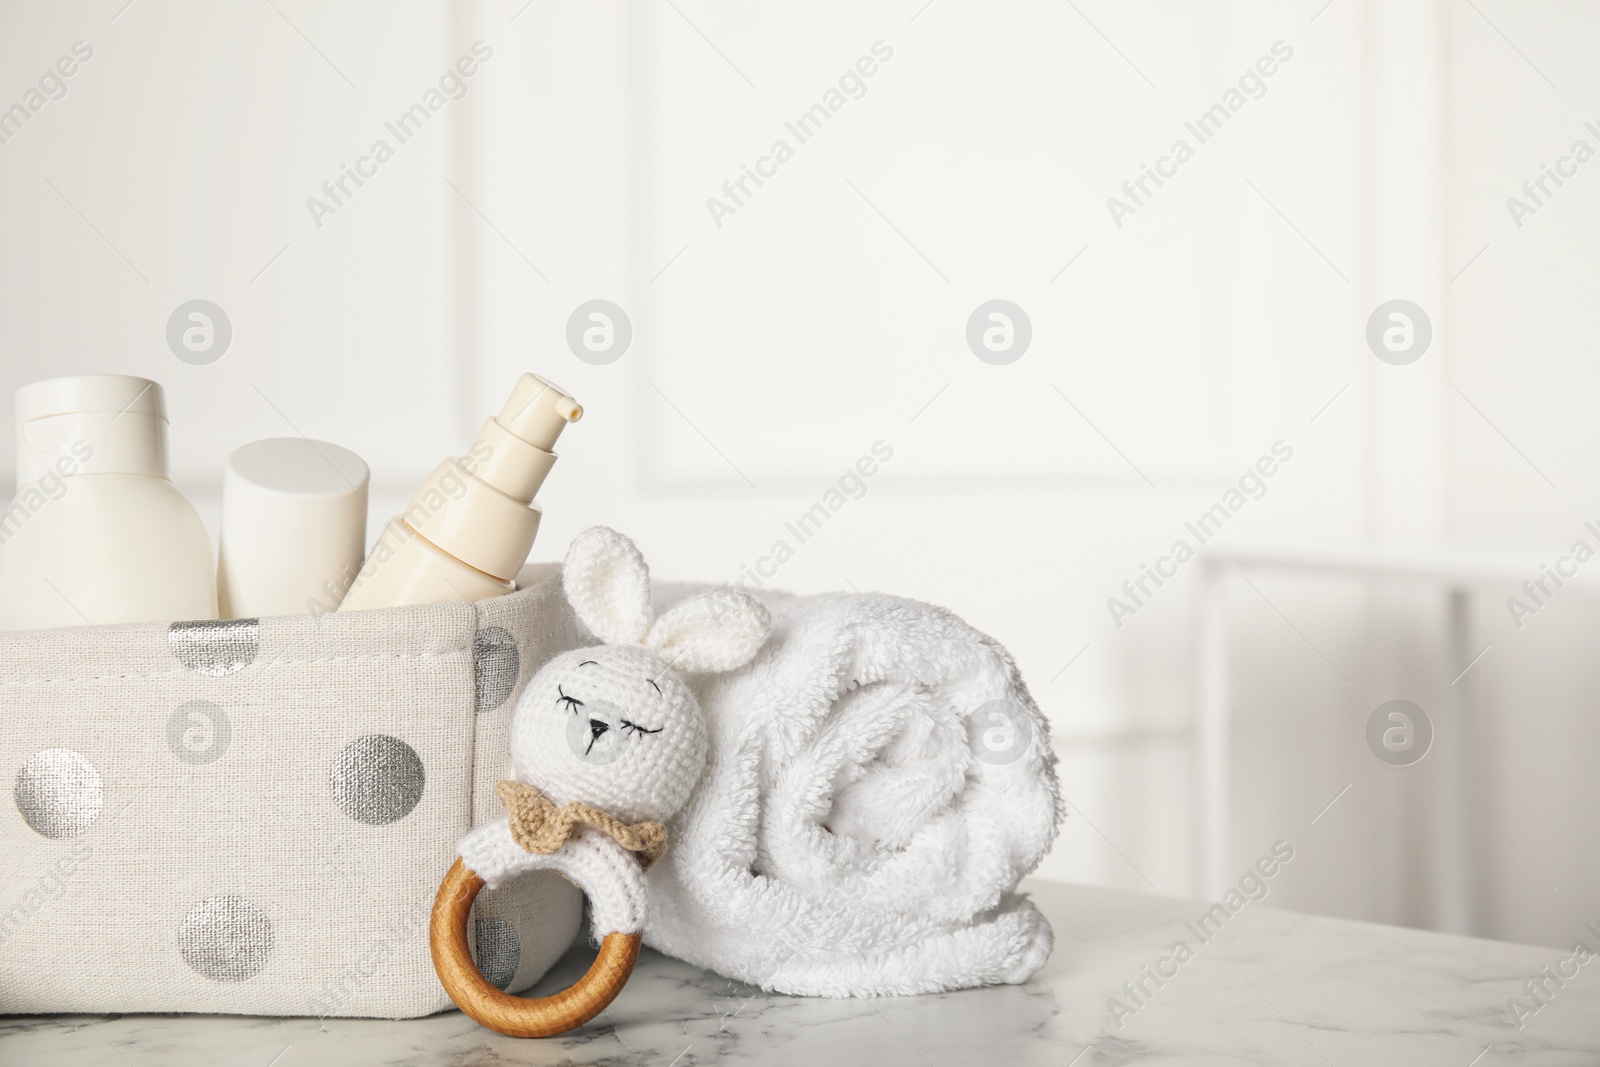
[0,374,217,630]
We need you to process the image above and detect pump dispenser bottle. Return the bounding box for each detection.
[338,373,581,611]
[0,375,217,631]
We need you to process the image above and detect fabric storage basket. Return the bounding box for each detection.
[0,565,584,1019]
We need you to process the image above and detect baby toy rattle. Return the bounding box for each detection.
[429,526,771,1037]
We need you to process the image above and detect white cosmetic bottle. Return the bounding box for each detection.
[217,438,370,618]
[0,375,217,631]
[338,373,582,612]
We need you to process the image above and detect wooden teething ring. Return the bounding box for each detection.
[430,858,642,1038]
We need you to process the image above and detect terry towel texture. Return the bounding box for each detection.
[644,587,1063,997]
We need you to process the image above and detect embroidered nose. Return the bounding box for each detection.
[568,699,634,765]
[586,717,609,754]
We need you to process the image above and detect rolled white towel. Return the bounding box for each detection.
[644,587,1063,997]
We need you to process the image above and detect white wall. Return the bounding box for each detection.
[1,0,1595,950]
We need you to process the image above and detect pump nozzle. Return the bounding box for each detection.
[498,373,582,453]
[338,370,584,610]
[401,371,581,577]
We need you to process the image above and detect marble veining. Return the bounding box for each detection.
[2,879,1597,1065]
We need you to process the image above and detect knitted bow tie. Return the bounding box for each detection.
[495,780,668,869]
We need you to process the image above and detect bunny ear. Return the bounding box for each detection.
[562,526,654,645]
[646,588,771,674]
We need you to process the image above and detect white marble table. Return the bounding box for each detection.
[3,879,1597,1065]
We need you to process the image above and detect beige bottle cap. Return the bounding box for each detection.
[14,374,169,484]
[468,417,559,501]
[405,458,542,582]
[218,438,370,617]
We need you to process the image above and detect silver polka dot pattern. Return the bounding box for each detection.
[473,626,520,714]
[474,916,521,991]
[168,618,261,676]
[179,896,272,982]
[14,748,102,839]
[330,735,425,825]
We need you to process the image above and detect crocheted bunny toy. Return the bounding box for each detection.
[510,525,770,823]
[457,526,770,939]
